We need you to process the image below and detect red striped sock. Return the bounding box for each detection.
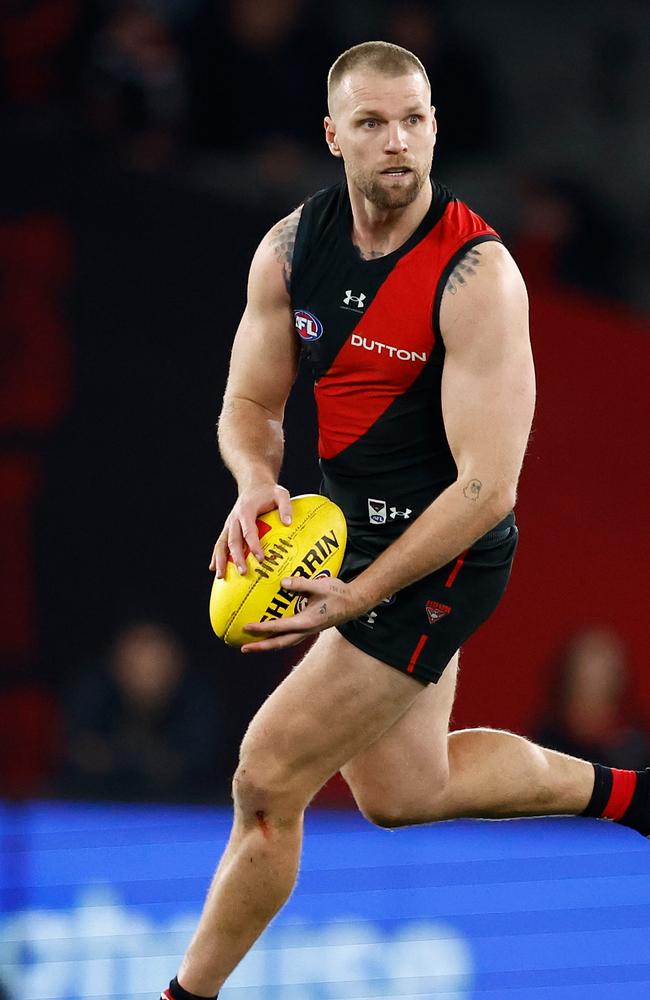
[163,977,217,1000]
[602,768,638,820]
[582,763,638,821]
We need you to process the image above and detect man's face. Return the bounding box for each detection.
[325,70,436,210]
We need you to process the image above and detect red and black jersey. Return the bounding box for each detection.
[290,178,502,553]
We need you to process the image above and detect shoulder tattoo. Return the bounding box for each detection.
[270,209,302,292]
[445,246,483,295]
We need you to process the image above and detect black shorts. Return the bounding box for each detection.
[336,515,518,685]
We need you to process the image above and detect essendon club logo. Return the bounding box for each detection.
[425,600,451,624]
[294,309,323,341]
[368,498,387,524]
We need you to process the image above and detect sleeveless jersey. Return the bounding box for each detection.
[290,178,502,553]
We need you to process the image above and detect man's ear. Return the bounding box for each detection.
[324,116,342,158]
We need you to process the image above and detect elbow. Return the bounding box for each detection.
[490,479,517,521]
[459,473,516,522]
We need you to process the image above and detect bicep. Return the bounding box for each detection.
[440,242,536,492]
[224,212,301,419]
[225,301,299,420]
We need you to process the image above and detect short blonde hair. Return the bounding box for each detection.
[327,41,430,113]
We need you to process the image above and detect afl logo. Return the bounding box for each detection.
[294,309,323,342]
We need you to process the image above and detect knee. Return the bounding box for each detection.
[232,735,308,823]
[352,772,451,829]
[358,800,418,829]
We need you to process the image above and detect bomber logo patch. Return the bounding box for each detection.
[425,600,452,624]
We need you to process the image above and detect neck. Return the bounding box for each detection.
[347,177,433,258]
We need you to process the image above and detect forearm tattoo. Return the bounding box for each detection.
[445,246,483,295]
[463,479,482,501]
[270,208,302,292]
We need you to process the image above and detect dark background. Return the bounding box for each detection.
[1,0,649,803]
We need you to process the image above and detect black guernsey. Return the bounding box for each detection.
[290,178,505,555]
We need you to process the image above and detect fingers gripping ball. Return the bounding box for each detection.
[210,494,347,647]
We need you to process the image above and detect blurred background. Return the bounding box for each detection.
[1,1,650,997]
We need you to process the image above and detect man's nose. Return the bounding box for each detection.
[385,122,408,153]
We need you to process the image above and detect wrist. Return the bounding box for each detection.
[236,468,279,493]
[345,575,381,618]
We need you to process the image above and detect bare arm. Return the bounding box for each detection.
[211,207,302,576]
[346,240,535,608]
[244,240,535,648]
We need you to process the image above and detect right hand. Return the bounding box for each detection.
[210,483,292,577]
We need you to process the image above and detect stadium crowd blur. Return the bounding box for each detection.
[1,0,649,804]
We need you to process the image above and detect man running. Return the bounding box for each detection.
[160,41,649,1000]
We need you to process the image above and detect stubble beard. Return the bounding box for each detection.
[350,156,432,210]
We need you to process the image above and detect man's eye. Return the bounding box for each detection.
[363,119,378,129]
[408,115,421,125]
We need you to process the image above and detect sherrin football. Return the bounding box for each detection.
[210,494,347,647]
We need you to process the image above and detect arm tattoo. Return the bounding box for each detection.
[463,479,482,501]
[445,246,483,295]
[269,208,302,292]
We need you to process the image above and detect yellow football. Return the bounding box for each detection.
[209,494,347,647]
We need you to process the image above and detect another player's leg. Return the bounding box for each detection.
[343,652,648,832]
[169,629,426,1000]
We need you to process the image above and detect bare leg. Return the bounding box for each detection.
[440,727,593,819]
[177,630,425,996]
[343,655,594,828]
[178,787,305,994]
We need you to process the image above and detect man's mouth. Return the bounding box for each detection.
[381,167,412,176]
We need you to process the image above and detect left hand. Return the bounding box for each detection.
[241,575,361,653]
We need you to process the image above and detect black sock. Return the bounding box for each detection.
[163,976,218,1000]
[581,763,613,817]
[620,769,650,835]
[581,763,650,835]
